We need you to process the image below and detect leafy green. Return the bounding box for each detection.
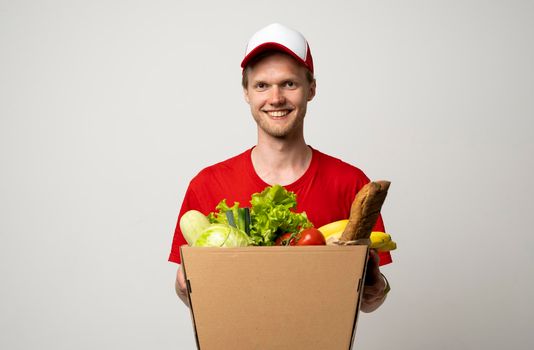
[207,185,312,246]
[208,200,239,225]
[193,223,251,247]
[249,184,312,245]
[207,201,251,234]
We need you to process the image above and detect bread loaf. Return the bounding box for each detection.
[339,180,390,242]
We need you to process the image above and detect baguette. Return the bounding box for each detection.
[339,180,391,242]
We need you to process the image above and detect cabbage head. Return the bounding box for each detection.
[193,224,251,247]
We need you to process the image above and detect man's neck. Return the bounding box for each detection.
[251,136,312,186]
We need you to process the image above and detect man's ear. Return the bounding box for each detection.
[243,88,250,104]
[307,79,317,102]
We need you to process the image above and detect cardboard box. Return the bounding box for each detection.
[180,245,369,350]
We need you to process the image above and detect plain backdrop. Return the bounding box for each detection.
[1,0,533,349]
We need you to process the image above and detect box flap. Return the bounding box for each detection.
[180,245,368,350]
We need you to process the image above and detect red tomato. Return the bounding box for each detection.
[275,228,326,246]
[275,233,296,246]
[295,228,326,246]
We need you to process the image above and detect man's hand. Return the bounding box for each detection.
[360,249,388,313]
[175,265,190,307]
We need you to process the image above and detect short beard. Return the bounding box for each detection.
[253,112,305,139]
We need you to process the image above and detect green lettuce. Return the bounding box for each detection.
[249,184,312,245]
[193,223,251,247]
[207,199,239,225]
[208,185,312,246]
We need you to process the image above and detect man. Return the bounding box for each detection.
[169,23,391,312]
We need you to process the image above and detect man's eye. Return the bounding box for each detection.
[256,83,267,89]
[284,81,296,88]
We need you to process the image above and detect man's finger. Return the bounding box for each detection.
[364,250,381,285]
[176,266,187,291]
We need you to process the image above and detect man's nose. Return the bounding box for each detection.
[269,86,285,106]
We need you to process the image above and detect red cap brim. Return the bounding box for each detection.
[240,42,313,73]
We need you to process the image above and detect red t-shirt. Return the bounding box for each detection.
[169,147,392,265]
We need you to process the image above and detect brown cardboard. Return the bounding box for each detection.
[180,245,369,350]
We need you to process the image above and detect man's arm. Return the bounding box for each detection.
[175,265,190,307]
[360,249,389,313]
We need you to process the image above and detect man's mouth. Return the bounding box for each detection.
[264,110,291,118]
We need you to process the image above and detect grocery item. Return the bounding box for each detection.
[318,219,396,251]
[180,210,211,245]
[193,223,251,247]
[340,181,390,242]
[208,184,312,246]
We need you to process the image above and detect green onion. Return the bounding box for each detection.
[225,210,236,228]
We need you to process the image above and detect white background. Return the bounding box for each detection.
[1,0,533,349]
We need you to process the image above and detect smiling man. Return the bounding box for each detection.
[244,51,314,139]
[169,23,391,312]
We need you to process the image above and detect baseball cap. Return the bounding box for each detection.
[241,23,314,73]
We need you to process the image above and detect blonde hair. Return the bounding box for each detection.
[241,51,315,89]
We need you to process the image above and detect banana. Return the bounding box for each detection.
[377,240,397,252]
[317,219,349,238]
[370,231,391,248]
[318,219,396,251]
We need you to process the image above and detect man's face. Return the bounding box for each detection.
[243,53,316,139]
